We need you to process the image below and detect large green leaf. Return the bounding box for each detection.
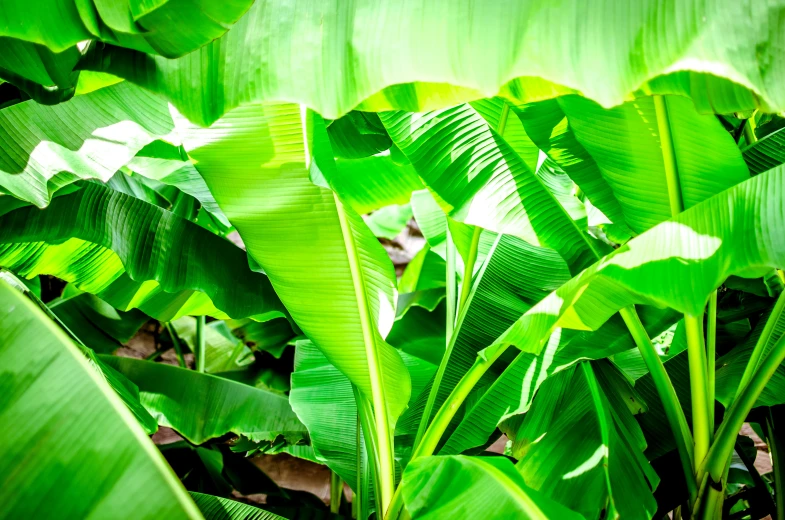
[402,455,583,520]
[103,355,307,446]
[0,181,286,321]
[510,362,658,520]
[490,165,785,363]
[1,1,254,57]
[190,492,285,520]
[552,95,749,234]
[382,104,601,274]
[0,279,200,518]
[87,0,783,124]
[1,269,159,434]
[0,82,176,206]
[173,103,411,450]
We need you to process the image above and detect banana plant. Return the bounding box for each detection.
[3,2,785,520]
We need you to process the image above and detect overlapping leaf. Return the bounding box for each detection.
[0,181,286,321]
[0,82,177,206]
[489,166,785,363]
[510,362,658,520]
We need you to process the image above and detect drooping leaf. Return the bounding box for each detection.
[440,306,677,456]
[0,38,80,104]
[0,181,286,322]
[87,0,784,124]
[289,340,363,491]
[402,455,582,520]
[1,269,158,434]
[0,278,200,518]
[554,95,749,234]
[102,355,307,446]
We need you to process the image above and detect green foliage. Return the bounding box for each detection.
[3,5,785,519]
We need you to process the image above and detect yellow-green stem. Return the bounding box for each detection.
[739,290,785,392]
[653,96,684,216]
[685,314,711,471]
[743,114,757,145]
[330,472,343,514]
[412,227,459,450]
[620,306,697,496]
[195,315,206,373]
[458,227,482,312]
[707,291,718,435]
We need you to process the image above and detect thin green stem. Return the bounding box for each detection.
[165,323,186,368]
[704,333,785,482]
[458,227,482,313]
[653,95,684,216]
[685,313,712,471]
[707,291,718,436]
[330,471,343,514]
[619,306,697,496]
[445,226,457,337]
[195,315,206,373]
